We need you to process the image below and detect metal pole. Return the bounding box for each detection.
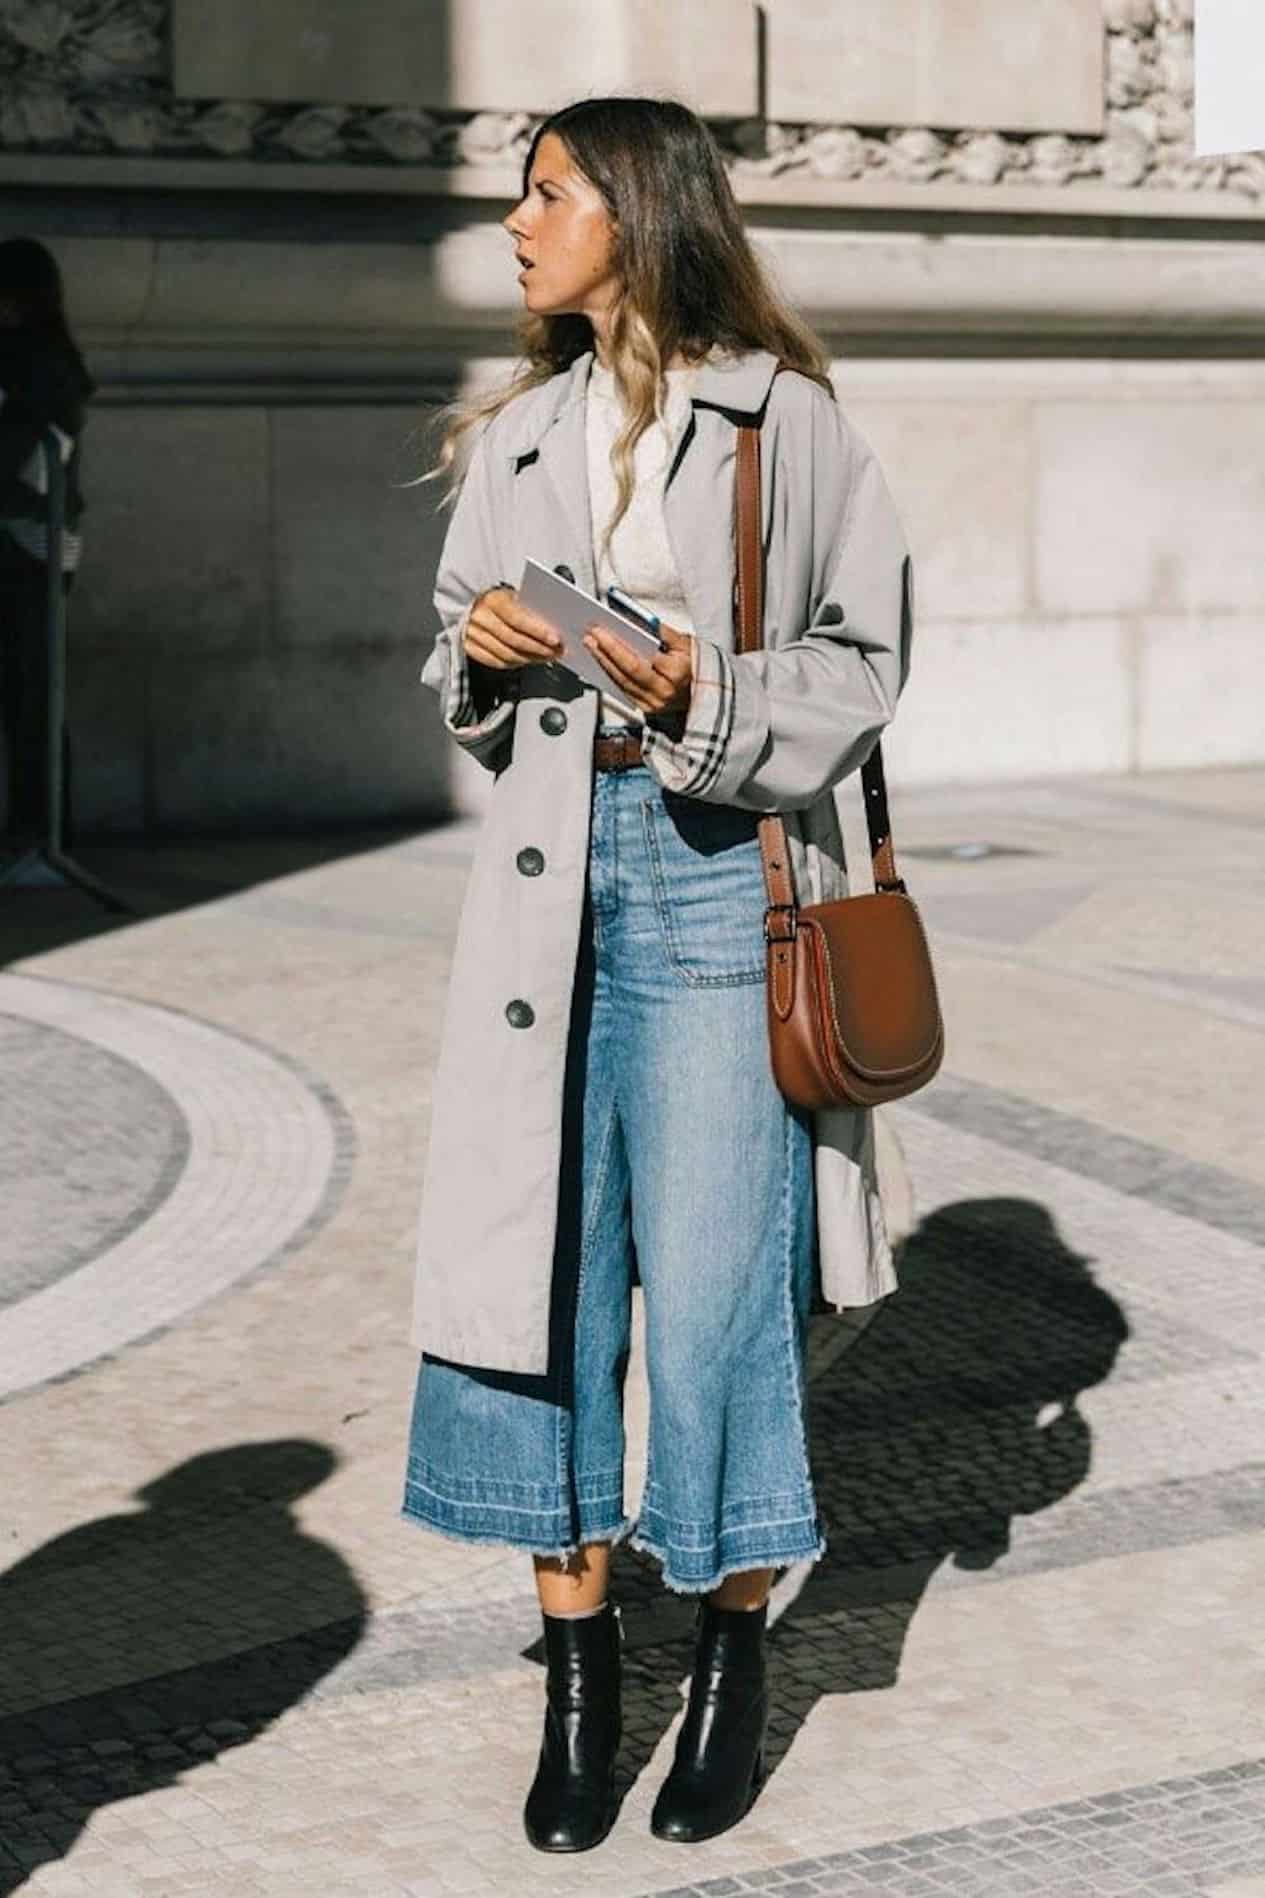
[45,417,66,856]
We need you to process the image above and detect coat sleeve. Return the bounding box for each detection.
[641,388,913,811]
[420,415,518,774]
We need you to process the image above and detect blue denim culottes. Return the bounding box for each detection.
[400,728,827,1593]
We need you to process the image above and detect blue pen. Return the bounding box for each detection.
[605,584,668,651]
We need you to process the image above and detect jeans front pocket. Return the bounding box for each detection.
[640,790,769,987]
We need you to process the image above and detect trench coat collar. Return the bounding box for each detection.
[501,345,781,606]
[500,345,782,461]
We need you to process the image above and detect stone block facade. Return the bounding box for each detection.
[765,0,1104,135]
[172,0,758,119]
[1,0,1255,206]
[0,0,1260,830]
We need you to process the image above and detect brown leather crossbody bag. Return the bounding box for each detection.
[733,396,945,1109]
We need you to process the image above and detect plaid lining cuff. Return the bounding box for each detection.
[435,610,515,742]
[640,635,737,796]
[442,623,476,727]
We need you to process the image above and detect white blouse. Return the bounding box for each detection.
[584,355,699,729]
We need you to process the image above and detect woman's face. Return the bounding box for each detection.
[503,131,621,328]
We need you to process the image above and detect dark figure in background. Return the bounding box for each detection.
[0,237,95,854]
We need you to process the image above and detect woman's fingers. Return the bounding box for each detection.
[582,625,691,710]
[465,620,526,669]
[594,625,689,688]
[493,592,558,645]
[584,626,652,684]
[492,589,563,650]
[465,588,564,669]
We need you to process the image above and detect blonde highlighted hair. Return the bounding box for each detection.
[414,97,835,572]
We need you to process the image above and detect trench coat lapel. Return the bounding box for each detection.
[509,354,599,595]
[661,350,781,644]
[505,347,783,618]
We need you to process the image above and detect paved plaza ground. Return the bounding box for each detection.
[0,764,1262,1897]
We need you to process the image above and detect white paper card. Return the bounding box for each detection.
[515,558,664,723]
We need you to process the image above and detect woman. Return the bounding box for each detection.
[0,237,94,853]
[401,97,914,1852]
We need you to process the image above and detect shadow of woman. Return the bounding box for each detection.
[0,1440,367,1894]
[609,1195,1129,1800]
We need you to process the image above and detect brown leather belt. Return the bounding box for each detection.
[593,728,645,771]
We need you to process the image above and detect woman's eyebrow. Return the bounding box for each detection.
[531,174,564,189]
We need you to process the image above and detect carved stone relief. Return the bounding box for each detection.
[0,0,1260,201]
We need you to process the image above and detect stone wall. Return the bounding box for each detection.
[59,356,1265,833]
[1,0,1260,206]
[2,0,1262,832]
[65,406,453,833]
[850,359,1265,788]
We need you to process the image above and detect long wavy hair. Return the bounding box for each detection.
[416,96,834,567]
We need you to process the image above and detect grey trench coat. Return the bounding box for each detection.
[412,346,915,1374]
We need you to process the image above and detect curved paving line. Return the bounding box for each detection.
[0,1011,191,1312]
[900,1071,1265,1251]
[0,973,356,1407]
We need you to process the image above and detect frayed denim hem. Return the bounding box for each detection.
[626,1525,829,1597]
[398,1497,638,1565]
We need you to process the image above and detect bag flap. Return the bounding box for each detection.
[804,892,942,1080]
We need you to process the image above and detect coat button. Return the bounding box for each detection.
[539,706,568,736]
[505,998,535,1029]
[516,846,545,876]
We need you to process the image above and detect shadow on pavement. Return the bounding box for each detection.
[0,1439,367,1894]
[0,1199,1128,1882]
[0,820,463,969]
[606,1195,1130,1809]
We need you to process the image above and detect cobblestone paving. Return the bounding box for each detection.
[0,768,1261,1896]
[633,1758,1265,1895]
[0,1012,186,1310]
[0,974,354,1402]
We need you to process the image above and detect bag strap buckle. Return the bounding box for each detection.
[763,904,798,944]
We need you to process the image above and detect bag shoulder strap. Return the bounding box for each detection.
[735,383,904,896]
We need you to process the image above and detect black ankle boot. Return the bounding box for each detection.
[523,1599,623,1851]
[650,1596,769,1842]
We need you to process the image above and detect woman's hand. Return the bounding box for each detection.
[582,621,694,719]
[462,585,565,670]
